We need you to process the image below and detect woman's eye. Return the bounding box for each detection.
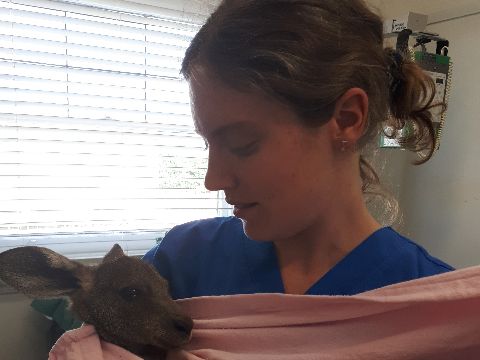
[231,141,259,157]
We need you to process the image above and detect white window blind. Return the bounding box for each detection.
[0,0,231,259]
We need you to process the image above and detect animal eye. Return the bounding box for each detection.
[119,287,142,302]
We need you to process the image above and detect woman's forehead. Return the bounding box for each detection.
[189,75,301,137]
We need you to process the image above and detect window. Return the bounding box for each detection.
[0,0,230,258]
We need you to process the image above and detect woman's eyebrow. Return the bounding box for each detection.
[197,121,257,140]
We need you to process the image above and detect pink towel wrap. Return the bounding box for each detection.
[50,265,480,360]
[49,325,141,360]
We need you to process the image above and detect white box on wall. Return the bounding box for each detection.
[383,12,428,34]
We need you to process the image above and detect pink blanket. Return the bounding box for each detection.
[50,265,480,360]
[49,325,141,360]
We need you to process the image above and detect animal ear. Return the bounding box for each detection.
[0,246,87,299]
[102,244,125,263]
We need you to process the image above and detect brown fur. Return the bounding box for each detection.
[0,245,193,359]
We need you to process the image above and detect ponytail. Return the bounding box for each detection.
[359,47,445,224]
[383,48,445,164]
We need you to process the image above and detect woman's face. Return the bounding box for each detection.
[190,75,341,242]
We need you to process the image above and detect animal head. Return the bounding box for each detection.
[0,244,193,356]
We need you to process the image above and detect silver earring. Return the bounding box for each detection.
[340,140,349,152]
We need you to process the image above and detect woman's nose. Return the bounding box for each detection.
[204,151,236,192]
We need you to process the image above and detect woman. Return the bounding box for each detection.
[143,0,453,299]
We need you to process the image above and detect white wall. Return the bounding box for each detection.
[370,0,480,268]
[369,0,480,18]
[0,293,51,360]
[402,12,480,268]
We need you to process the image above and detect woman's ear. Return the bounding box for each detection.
[328,87,369,150]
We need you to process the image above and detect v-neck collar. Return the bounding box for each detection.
[242,226,393,296]
[241,231,285,294]
[305,227,393,295]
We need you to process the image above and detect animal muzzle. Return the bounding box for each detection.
[154,315,194,349]
[172,316,194,342]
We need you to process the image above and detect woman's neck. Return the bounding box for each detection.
[274,200,381,295]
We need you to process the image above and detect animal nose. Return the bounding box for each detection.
[173,318,193,336]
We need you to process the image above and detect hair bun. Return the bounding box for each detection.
[385,48,405,98]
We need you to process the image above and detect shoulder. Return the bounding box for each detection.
[362,227,454,287]
[145,216,243,259]
[312,227,454,296]
[142,217,246,298]
[143,216,243,263]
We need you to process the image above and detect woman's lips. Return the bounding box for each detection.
[232,203,257,218]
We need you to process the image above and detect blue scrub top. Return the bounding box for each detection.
[143,217,454,300]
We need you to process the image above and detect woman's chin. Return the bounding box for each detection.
[240,219,274,242]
